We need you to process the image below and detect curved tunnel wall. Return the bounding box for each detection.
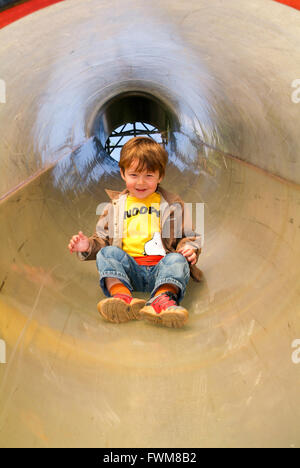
[90,91,178,149]
[0,0,300,201]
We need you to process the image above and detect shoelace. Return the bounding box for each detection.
[151,292,178,314]
[112,293,133,304]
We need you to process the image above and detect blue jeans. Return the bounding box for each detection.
[96,246,190,304]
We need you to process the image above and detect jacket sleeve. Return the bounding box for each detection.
[171,202,202,261]
[77,202,112,261]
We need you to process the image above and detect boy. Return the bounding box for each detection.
[68,137,202,328]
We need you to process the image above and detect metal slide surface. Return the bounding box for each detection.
[0,0,300,448]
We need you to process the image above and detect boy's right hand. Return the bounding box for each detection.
[68,231,90,253]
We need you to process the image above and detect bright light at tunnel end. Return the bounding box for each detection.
[291,79,300,104]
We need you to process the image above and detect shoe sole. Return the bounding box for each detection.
[97,297,146,323]
[140,305,189,328]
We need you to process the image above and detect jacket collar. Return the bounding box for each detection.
[104,185,181,205]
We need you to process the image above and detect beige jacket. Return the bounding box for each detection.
[78,185,203,282]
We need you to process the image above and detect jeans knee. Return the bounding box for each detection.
[165,252,187,265]
[98,245,123,259]
[165,252,190,276]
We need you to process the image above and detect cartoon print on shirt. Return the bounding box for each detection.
[143,232,166,256]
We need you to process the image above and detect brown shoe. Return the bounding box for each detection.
[140,292,188,328]
[97,293,146,323]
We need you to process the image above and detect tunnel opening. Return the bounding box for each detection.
[90,91,179,161]
[104,122,167,160]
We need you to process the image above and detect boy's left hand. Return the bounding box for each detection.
[177,246,197,265]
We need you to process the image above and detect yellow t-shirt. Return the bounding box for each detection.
[122,192,166,258]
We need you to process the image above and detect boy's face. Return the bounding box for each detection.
[120,159,163,199]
